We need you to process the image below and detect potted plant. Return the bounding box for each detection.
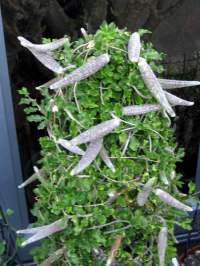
[17,23,200,265]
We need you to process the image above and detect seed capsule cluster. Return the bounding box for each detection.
[17,32,198,265]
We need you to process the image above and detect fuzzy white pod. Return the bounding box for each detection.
[165,91,194,106]
[50,54,110,90]
[138,57,175,117]
[157,225,168,266]
[18,36,67,52]
[128,32,141,63]
[137,177,155,206]
[70,117,121,146]
[158,78,200,89]
[18,168,44,189]
[18,37,64,74]
[17,218,66,246]
[70,138,103,176]
[154,188,193,212]
[99,145,115,172]
[57,138,85,156]
[122,104,160,116]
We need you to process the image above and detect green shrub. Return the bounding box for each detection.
[19,23,193,265]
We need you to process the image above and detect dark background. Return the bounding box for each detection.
[2,0,200,212]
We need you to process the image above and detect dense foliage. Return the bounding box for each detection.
[19,23,192,265]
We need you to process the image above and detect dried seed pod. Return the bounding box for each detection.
[57,138,85,156]
[50,54,110,90]
[18,36,67,52]
[157,225,168,266]
[158,78,200,89]
[70,117,121,146]
[165,91,194,106]
[17,218,66,246]
[122,104,160,116]
[18,37,64,73]
[100,145,115,172]
[128,32,141,63]
[18,168,45,189]
[137,177,155,206]
[39,248,65,266]
[138,57,175,117]
[106,237,122,266]
[154,189,193,212]
[70,139,103,176]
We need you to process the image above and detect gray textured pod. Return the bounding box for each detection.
[50,54,110,90]
[100,145,115,172]
[17,218,66,246]
[137,177,155,206]
[165,91,194,106]
[158,78,200,89]
[128,32,141,63]
[154,189,193,211]
[138,57,175,117]
[17,36,67,52]
[70,117,121,146]
[18,37,64,74]
[18,168,45,189]
[122,104,160,116]
[70,139,103,176]
[157,226,168,266]
[57,138,85,156]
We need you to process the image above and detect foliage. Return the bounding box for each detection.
[19,23,192,265]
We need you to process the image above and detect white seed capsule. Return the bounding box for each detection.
[50,54,110,90]
[18,168,45,189]
[18,37,64,74]
[40,248,65,266]
[138,57,175,117]
[57,138,85,156]
[165,91,194,106]
[158,78,200,89]
[157,226,168,266]
[122,104,160,116]
[100,145,115,172]
[128,32,141,63]
[70,139,103,176]
[18,36,67,52]
[70,118,121,146]
[17,218,66,246]
[154,188,193,212]
[137,177,155,206]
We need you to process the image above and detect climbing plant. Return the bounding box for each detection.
[18,23,198,265]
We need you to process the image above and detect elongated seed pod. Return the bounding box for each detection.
[18,37,64,73]
[154,188,193,211]
[50,54,110,90]
[39,248,65,266]
[100,145,115,172]
[165,91,194,106]
[138,57,175,117]
[106,237,122,266]
[18,36,67,52]
[137,177,155,206]
[128,32,141,63]
[70,118,121,146]
[57,138,85,156]
[157,226,168,266]
[30,49,64,73]
[122,104,160,116]
[70,139,103,176]
[18,168,45,189]
[158,78,200,89]
[17,218,66,246]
